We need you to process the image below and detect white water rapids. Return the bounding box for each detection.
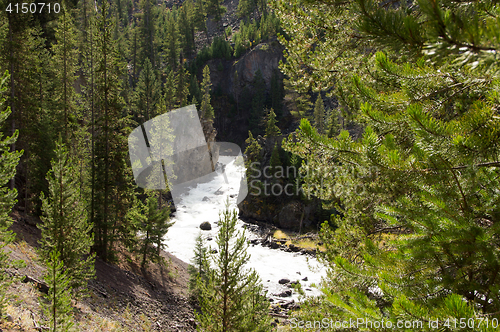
[162,156,326,301]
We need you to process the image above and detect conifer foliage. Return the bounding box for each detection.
[38,138,95,292]
[0,71,23,317]
[42,250,75,332]
[313,95,325,134]
[188,233,208,301]
[194,207,270,332]
[131,194,174,270]
[265,108,281,138]
[200,65,214,121]
[276,0,500,327]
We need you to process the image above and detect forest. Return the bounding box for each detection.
[1,0,500,331]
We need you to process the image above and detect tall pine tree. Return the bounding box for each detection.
[0,71,23,317]
[134,58,161,121]
[195,207,270,332]
[38,138,95,293]
[42,250,75,332]
[92,0,134,261]
[200,65,214,121]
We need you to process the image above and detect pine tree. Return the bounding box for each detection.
[244,131,262,164]
[92,0,135,261]
[38,138,95,293]
[162,68,177,112]
[175,66,190,108]
[135,58,161,121]
[264,108,280,138]
[200,65,214,121]
[52,7,79,143]
[134,195,174,270]
[269,143,281,180]
[137,0,157,67]
[277,0,500,326]
[205,0,226,24]
[327,108,340,138]
[313,95,325,134]
[195,207,270,332]
[249,69,266,135]
[42,250,75,332]
[178,1,195,56]
[237,0,255,19]
[192,0,208,42]
[188,233,208,300]
[0,71,23,317]
[164,12,180,71]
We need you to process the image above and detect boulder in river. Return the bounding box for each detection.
[275,290,292,297]
[200,222,212,230]
[279,278,290,284]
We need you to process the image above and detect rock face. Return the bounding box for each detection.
[238,196,319,232]
[237,133,321,231]
[277,201,304,231]
[208,40,284,98]
[166,112,219,187]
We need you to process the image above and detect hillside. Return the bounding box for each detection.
[2,211,196,332]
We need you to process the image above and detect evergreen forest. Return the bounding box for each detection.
[0,0,499,331]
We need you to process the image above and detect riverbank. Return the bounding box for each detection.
[2,210,197,332]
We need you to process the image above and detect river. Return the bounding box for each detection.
[162,155,326,301]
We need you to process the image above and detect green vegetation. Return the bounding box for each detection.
[200,65,214,121]
[42,250,75,332]
[265,108,281,138]
[38,139,95,294]
[188,233,209,301]
[313,95,325,135]
[128,194,174,270]
[274,0,500,327]
[0,71,23,318]
[4,0,499,329]
[193,207,271,332]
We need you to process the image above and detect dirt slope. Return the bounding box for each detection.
[1,211,196,332]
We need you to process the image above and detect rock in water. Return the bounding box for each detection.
[279,278,290,284]
[200,222,212,230]
[275,290,292,297]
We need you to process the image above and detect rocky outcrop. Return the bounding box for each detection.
[169,117,219,186]
[277,201,318,232]
[208,40,283,97]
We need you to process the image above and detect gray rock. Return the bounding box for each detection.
[278,278,290,284]
[275,290,292,297]
[302,277,308,282]
[277,201,304,231]
[200,222,212,230]
[202,196,211,202]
